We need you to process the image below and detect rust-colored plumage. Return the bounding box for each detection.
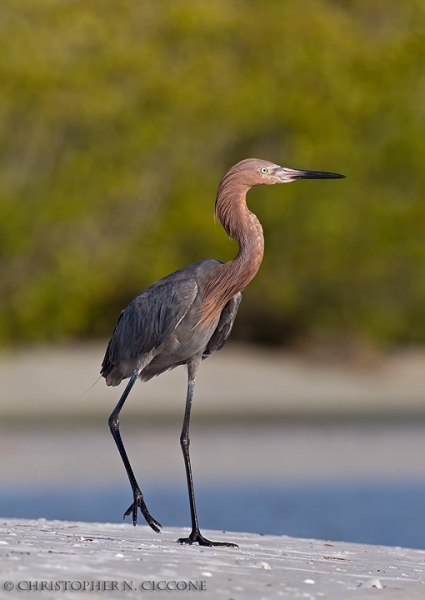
[101,157,344,547]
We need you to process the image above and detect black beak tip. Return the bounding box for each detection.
[309,171,346,180]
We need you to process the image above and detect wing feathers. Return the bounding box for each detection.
[202,292,242,358]
[101,279,198,377]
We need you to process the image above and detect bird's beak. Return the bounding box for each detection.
[275,167,346,182]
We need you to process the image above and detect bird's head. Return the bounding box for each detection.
[227,158,345,188]
[215,158,345,239]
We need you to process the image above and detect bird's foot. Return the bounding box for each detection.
[123,489,162,533]
[178,529,238,547]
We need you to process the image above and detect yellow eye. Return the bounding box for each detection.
[260,167,268,174]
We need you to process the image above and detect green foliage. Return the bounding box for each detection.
[1,0,425,345]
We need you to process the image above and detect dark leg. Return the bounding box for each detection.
[178,362,238,547]
[108,370,162,533]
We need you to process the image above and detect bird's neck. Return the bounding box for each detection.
[202,183,264,323]
[222,198,265,294]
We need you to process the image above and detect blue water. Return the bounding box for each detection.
[2,479,425,549]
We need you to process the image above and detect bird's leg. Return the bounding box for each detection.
[108,370,162,533]
[178,360,238,548]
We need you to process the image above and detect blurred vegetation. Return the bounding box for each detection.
[0,0,425,347]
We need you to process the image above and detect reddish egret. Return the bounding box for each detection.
[101,158,345,546]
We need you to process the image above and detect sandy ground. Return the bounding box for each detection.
[1,519,425,599]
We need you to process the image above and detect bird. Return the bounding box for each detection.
[101,158,345,547]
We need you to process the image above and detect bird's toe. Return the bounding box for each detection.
[178,530,237,547]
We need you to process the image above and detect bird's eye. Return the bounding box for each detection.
[260,167,268,174]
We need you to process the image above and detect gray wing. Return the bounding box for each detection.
[101,278,198,379]
[202,292,242,359]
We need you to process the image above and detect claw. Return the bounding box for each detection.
[178,529,238,547]
[123,490,162,533]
